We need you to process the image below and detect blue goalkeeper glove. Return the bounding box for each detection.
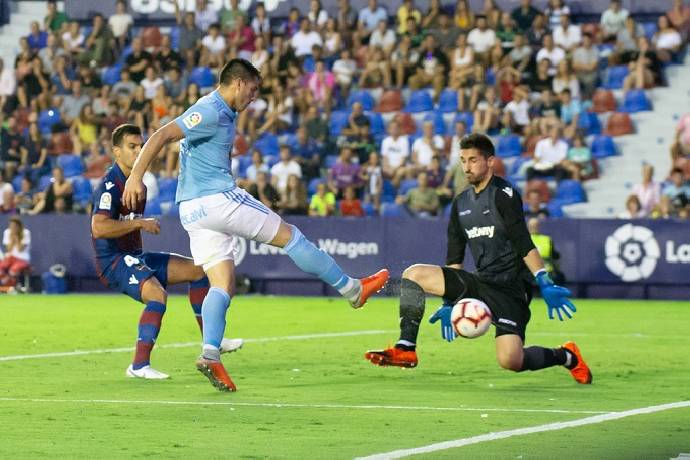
[535,270,576,321]
[428,302,457,342]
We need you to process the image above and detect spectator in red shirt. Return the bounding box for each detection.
[339,185,365,217]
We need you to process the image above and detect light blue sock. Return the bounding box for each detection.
[201,287,231,350]
[284,226,355,293]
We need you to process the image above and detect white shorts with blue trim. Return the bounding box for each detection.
[178,188,281,271]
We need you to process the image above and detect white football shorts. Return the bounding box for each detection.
[178,188,281,271]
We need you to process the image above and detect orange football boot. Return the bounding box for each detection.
[562,341,592,384]
[365,346,418,368]
[196,358,237,392]
[350,269,390,309]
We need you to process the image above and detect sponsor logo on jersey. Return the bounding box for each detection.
[465,225,495,239]
[182,111,203,129]
[498,318,517,327]
[128,275,139,285]
[459,209,472,216]
[99,192,112,210]
[105,181,115,190]
[502,187,513,197]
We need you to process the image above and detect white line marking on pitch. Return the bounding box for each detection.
[357,400,690,460]
[0,330,396,362]
[0,397,608,415]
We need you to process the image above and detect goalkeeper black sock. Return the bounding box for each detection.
[519,346,568,372]
[398,279,426,345]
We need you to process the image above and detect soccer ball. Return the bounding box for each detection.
[451,298,492,339]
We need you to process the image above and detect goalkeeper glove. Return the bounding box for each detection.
[535,269,577,321]
[429,302,457,342]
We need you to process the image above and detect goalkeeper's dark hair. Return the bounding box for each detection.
[111,124,142,147]
[219,58,261,86]
[460,133,495,159]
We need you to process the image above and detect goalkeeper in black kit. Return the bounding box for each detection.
[365,133,592,384]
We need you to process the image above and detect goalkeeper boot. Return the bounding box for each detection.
[126,364,170,380]
[220,338,244,354]
[195,357,237,392]
[365,346,418,368]
[349,269,390,309]
[562,341,592,384]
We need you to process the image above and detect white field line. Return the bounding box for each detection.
[357,400,690,460]
[0,397,609,415]
[0,330,396,362]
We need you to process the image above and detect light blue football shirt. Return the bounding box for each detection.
[174,90,238,203]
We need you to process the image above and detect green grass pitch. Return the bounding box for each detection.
[1,294,690,458]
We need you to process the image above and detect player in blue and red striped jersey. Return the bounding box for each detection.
[91,124,242,380]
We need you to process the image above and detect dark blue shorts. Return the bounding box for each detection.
[100,252,170,302]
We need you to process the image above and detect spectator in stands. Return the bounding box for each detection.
[78,64,103,96]
[0,58,16,111]
[126,37,152,84]
[623,37,662,90]
[397,0,422,34]
[558,89,582,139]
[524,189,550,220]
[348,120,377,165]
[201,23,227,69]
[391,35,420,88]
[44,0,68,33]
[0,115,22,180]
[632,164,661,216]
[112,68,136,99]
[278,174,309,215]
[220,0,245,34]
[432,13,460,51]
[481,0,502,29]
[467,15,496,62]
[0,216,31,290]
[270,145,302,195]
[601,0,629,41]
[322,18,342,60]
[29,166,73,215]
[243,150,269,185]
[70,104,99,155]
[139,67,163,100]
[304,106,329,147]
[332,48,356,98]
[0,170,14,214]
[291,127,321,180]
[306,60,335,111]
[80,14,114,67]
[340,102,367,138]
[20,122,49,181]
[380,120,410,184]
[527,13,548,47]
[449,33,475,90]
[553,14,581,52]
[16,56,49,109]
[552,60,581,103]
[536,34,565,76]
[652,16,683,62]
[545,0,569,29]
[422,0,442,29]
[251,2,272,43]
[62,21,85,55]
[358,0,388,38]
[26,21,47,52]
[565,134,594,181]
[109,0,133,50]
[503,86,530,133]
[572,33,599,99]
[340,185,365,217]
[14,176,36,215]
[308,0,329,31]
[667,0,690,40]
[194,0,219,31]
[247,171,280,211]
[49,55,72,96]
[662,167,689,211]
[360,152,383,211]
[527,125,571,181]
[508,33,532,73]
[38,33,65,74]
[291,18,323,58]
[453,0,474,32]
[526,58,554,97]
[309,181,336,217]
[618,194,644,218]
[426,155,445,189]
[256,81,293,136]
[359,46,392,89]
[328,146,362,198]
[411,121,445,172]
[163,67,186,101]
[408,35,448,100]
[496,12,518,51]
[397,171,439,217]
[154,36,182,73]
[174,2,203,54]
[251,36,270,72]
[370,20,397,56]
[473,86,501,134]
[610,16,644,65]
[511,0,541,32]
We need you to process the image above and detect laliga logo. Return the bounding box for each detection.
[234,237,247,266]
[605,224,660,282]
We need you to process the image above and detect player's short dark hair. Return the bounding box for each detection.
[219,58,261,86]
[112,124,142,147]
[460,133,495,159]
[671,167,683,175]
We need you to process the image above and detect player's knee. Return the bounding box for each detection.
[402,265,426,284]
[497,352,523,372]
[142,280,167,304]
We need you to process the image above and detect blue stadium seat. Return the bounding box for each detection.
[453,112,474,132]
[253,133,279,157]
[404,90,434,113]
[605,65,629,90]
[381,179,396,203]
[38,174,52,191]
[641,22,658,39]
[144,198,162,216]
[189,67,216,89]
[367,112,385,136]
[238,154,253,176]
[308,178,323,194]
[347,90,375,111]
[381,203,407,217]
[362,202,377,217]
[264,154,279,168]
[71,176,93,205]
[329,110,350,136]
[398,179,418,196]
[590,135,617,158]
[116,45,133,66]
[102,65,122,86]
[620,89,652,113]
[324,155,339,168]
[577,111,602,135]
[422,112,446,135]
[546,201,564,217]
[302,55,315,73]
[169,26,180,50]
[11,175,23,193]
[57,155,84,178]
[496,135,522,158]
[554,179,586,205]
[438,89,458,113]
[38,109,61,135]
[158,177,178,202]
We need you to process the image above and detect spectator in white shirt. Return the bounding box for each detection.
[0,170,15,214]
[308,0,329,30]
[108,0,133,49]
[553,15,581,51]
[502,86,531,132]
[332,48,357,97]
[467,16,497,59]
[201,23,227,68]
[632,164,661,216]
[653,15,683,62]
[536,34,565,76]
[380,120,410,182]
[140,67,164,100]
[251,2,271,42]
[358,0,388,34]
[0,216,31,290]
[195,0,219,31]
[270,145,303,194]
[600,0,629,40]
[370,20,397,56]
[411,121,445,170]
[527,126,571,181]
[62,21,85,55]
[291,18,323,57]
[0,58,16,109]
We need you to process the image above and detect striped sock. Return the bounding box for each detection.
[132,301,166,370]
[189,277,210,333]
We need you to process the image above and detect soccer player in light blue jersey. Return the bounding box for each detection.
[123,59,389,392]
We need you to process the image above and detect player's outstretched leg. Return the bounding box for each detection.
[127,299,170,380]
[281,226,389,308]
[517,343,592,384]
[561,341,593,384]
[189,276,244,354]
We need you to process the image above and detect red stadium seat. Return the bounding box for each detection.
[604,112,634,136]
[523,135,544,156]
[580,23,600,37]
[141,27,163,50]
[592,89,617,113]
[525,179,551,202]
[394,112,416,135]
[234,134,249,156]
[48,132,74,155]
[375,90,403,113]
[493,156,506,177]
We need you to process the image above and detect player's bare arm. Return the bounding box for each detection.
[91,214,160,238]
[123,121,185,209]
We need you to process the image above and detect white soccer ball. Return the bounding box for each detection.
[451,298,492,339]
